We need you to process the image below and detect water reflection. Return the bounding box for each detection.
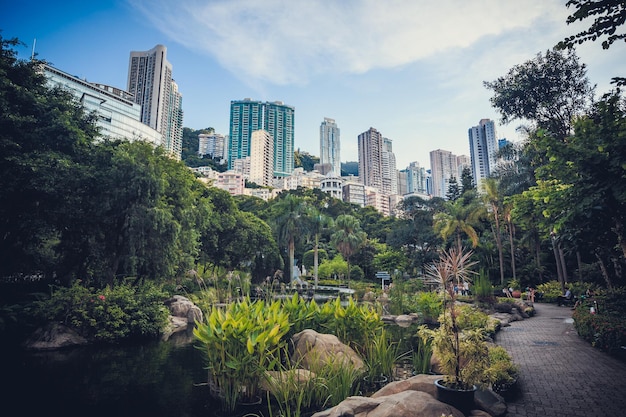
[4,329,214,417]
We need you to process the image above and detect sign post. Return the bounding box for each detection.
[375,271,391,291]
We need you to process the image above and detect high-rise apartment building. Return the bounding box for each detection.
[228,99,294,177]
[320,118,341,176]
[401,161,428,195]
[468,118,498,186]
[249,130,274,187]
[430,149,460,199]
[265,101,295,177]
[127,44,183,159]
[358,127,384,191]
[382,137,398,196]
[198,133,226,160]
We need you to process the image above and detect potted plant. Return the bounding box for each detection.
[418,248,489,414]
[484,346,519,398]
[362,328,397,390]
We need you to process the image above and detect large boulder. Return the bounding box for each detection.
[291,329,365,372]
[312,390,464,417]
[372,373,439,398]
[23,322,88,350]
[164,295,203,323]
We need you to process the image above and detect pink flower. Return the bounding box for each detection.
[98,295,106,301]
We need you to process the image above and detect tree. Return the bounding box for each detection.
[482,178,506,285]
[559,0,626,50]
[558,1,626,85]
[331,214,367,285]
[446,176,462,201]
[460,167,475,195]
[273,194,309,282]
[0,36,99,280]
[307,208,332,288]
[433,196,483,253]
[484,49,595,141]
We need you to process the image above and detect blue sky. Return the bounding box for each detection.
[2,0,624,169]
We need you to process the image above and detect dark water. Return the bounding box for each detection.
[3,330,223,417]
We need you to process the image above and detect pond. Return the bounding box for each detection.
[3,321,424,417]
[3,329,221,417]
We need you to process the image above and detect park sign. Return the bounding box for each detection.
[376,271,390,290]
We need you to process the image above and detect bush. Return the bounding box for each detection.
[572,289,626,356]
[32,281,170,342]
[536,281,562,302]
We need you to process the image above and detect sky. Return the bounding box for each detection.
[2,0,625,169]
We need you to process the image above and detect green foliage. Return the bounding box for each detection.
[32,282,169,342]
[363,328,399,380]
[474,270,495,303]
[572,288,626,355]
[194,298,290,411]
[536,280,563,302]
[484,346,519,390]
[414,291,444,322]
[484,48,594,141]
[318,255,348,280]
[411,334,433,374]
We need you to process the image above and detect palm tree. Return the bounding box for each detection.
[307,207,332,289]
[482,178,506,285]
[331,214,367,286]
[433,196,482,255]
[273,194,309,283]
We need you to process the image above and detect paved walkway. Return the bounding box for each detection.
[495,302,626,417]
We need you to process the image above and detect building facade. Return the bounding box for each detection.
[430,149,459,199]
[468,118,498,186]
[127,44,183,159]
[198,133,227,160]
[382,137,398,196]
[228,99,294,178]
[358,127,384,192]
[320,117,341,176]
[249,130,274,187]
[44,64,162,146]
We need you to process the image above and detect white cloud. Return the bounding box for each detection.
[129,0,565,85]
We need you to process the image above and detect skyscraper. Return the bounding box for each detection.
[249,130,274,187]
[430,149,459,199]
[127,44,183,159]
[320,118,341,176]
[382,137,398,195]
[265,101,295,177]
[228,99,294,177]
[468,118,498,186]
[358,127,384,191]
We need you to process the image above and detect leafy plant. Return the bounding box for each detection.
[193,298,290,412]
[363,328,398,382]
[483,346,519,392]
[418,248,489,390]
[411,334,433,374]
[32,281,169,342]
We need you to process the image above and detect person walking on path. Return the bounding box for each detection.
[495,302,626,417]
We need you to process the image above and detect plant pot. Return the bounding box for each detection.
[434,378,477,413]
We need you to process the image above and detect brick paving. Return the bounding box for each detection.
[495,302,626,417]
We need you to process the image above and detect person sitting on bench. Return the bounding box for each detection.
[557,287,574,306]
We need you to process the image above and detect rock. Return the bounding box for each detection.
[23,322,88,350]
[312,390,464,417]
[291,329,365,372]
[260,369,316,394]
[475,388,507,417]
[164,295,203,323]
[372,374,439,398]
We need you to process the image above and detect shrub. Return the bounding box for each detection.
[572,290,626,356]
[536,280,562,302]
[33,281,170,342]
[414,291,443,323]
